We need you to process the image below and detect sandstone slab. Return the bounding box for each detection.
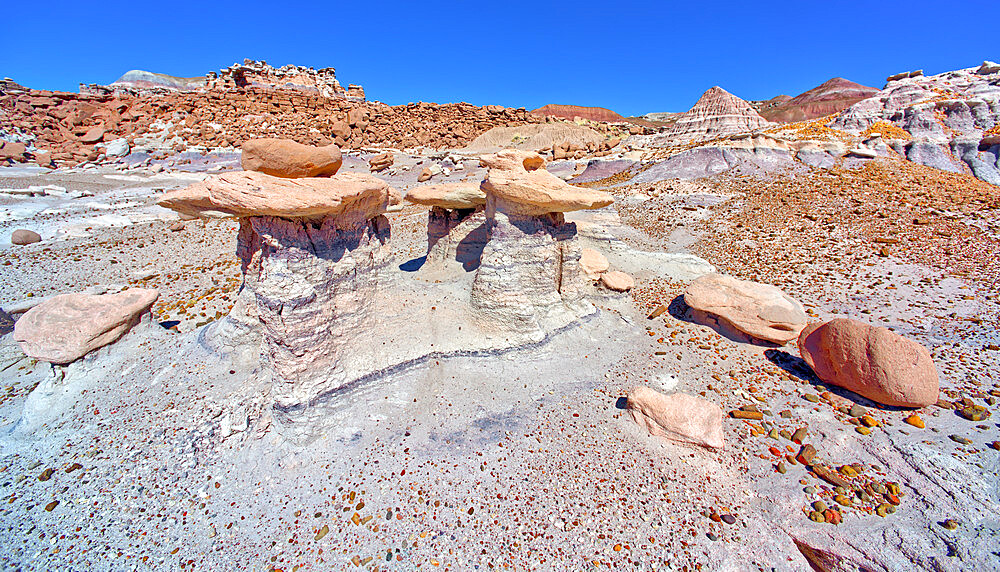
[601,270,634,292]
[627,386,724,449]
[684,273,807,344]
[405,183,486,210]
[797,318,939,407]
[580,247,609,279]
[13,289,159,364]
[157,171,400,222]
[241,138,343,178]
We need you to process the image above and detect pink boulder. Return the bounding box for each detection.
[626,386,724,449]
[14,289,159,364]
[797,318,939,407]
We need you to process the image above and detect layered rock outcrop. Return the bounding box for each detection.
[471,151,613,335]
[654,86,771,145]
[830,64,1000,185]
[530,104,625,123]
[158,157,400,407]
[13,289,159,364]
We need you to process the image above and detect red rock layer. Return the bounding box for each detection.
[530,104,625,123]
[761,78,880,124]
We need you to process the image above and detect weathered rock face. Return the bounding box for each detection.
[654,86,771,145]
[684,273,807,344]
[831,64,1000,185]
[759,78,880,124]
[13,289,159,364]
[627,386,725,449]
[241,138,343,178]
[157,171,399,221]
[798,318,939,407]
[424,207,488,270]
[471,151,613,335]
[237,214,391,407]
[405,182,486,210]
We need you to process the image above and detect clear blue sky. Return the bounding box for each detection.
[3,1,997,116]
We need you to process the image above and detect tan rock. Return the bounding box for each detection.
[479,150,613,215]
[601,270,634,292]
[11,229,41,245]
[798,318,939,407]
[240,138,342,178]
[369,152,393,172]
[683,273,807,344]
[579,248,609,279]
[417,167,433,182]
[13,289,159,364]
[405,183,486,210]
[627,386,725,449]
[157,171,400,222]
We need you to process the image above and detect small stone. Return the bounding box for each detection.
[803,394,820,403]
[949,435,973,445]
[957,405,991,422]
[38,468,54,481]
[315,525,329,540]
[838,465,858,478]
[706,532,718,541]
[777,462,787,474]
[729,410,763,420]
[833,495,852,507]
[848,404,867,417]
[860,415,878,427]
[803,486,816,494]
[941,519,959,530]
[904,414,925,428]
[720,514,736,525]
[11,229,42,245]
[855,426,871,435]
[808,511,825,523]
[791,427,808,443]
[647,305,668,320]
[44,500,58,511]
[796,444,817,465]
[812,501,827,512]
[875,503,893,517]
[823,509,842,525]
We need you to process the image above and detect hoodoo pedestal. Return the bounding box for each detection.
[471,150,614,336]
[158,165,399,408]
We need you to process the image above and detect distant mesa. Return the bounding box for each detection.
[111,70,205,91]
[530,104,625,123]
[758,78,879,124]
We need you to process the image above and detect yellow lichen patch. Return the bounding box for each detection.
[862,121,911,140]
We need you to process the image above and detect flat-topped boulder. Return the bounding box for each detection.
[241,138,343,178]
[13,288,159,364]
[157,171,400,223]
[684,273,807,344]
[480,150,613,215]
[405,182,486,210]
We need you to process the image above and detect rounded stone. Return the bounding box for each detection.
[11,229,41,245]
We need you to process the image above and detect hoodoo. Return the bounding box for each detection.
[471,150,614,336]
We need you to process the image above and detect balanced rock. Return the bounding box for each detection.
[13,289,159,364]
[798,318,939,407]
[471,150,613,335]
[241,138,343,178]
[684,273,807,344]
[157,170,399,222]
[627,386,724,449]
[11,229,42,245]
[601,271,634,292]
[580,248,609,279]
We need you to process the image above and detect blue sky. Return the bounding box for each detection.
[3,1,997,116]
